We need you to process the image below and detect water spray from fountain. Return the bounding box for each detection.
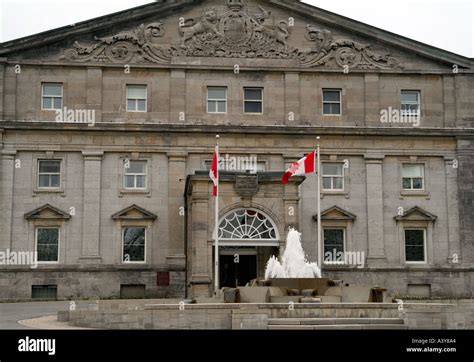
[265,228,321,279]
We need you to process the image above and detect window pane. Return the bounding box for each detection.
[127,99,136,111]
[127,161,146,174]
[245,101,262,113]
[323,91,340,102]
[127,85,147,99]
[136,175,146,188]
[405,230,425,262]
[322,177,332,190]
[123,227,145,262]
[208,101,217,113]
[244,89,262,101]
[53,98,62,110]
[42,97,52,109]
[124,175,135,188]
[401,91,419,103]
[37,228,59,262]
[43,84,62,97]
[412,178,423,189]
[137,100,146,111]
[402,178,412,190]
[323,103,332,115]
[324,229,344,254]
[334,177,343,190]
[39,161,60,173]
[50,175,60,188]
[217,101,226,113]
[208,87,226,100]
[402,164,423,178]
[38,175,50,187]
[323,163,342,176]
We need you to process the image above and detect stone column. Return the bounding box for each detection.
[442,75,456,128]
[170,70,186,123]
[365,155,387,266]
[86,67,102,123]
[364,74,380,126]
[189,180,211,297]
[0,58,6,119]
[3,63,16,120]
[444,157,461,263]
[80,151,103,263]
[166,151,187,269]
[284,72,300,123]
[0,149,16,251]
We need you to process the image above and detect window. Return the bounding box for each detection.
[405,229,426,263]
[38,160,61,188]
[322,163,344,191]
[123,227,146,263]
[36,228,59,262]
[207,87,227,113]
[323,229,345,261]
[322,89,341,115]
[42,83,63,110]
[401,90,420,117]
[124,161,147,189]
[244,88,263,113]
[127,85,147,112]
[402,164,424,190]
[32,285,58,300]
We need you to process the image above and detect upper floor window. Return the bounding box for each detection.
[401,90,420,117]
[207,87,227,113]
[404,229,426,263]
[322,163,344,191]
[42,83,63,110]
[36,227,60,263]
[38,160,61,189]
[322,89,341,115]
[244,88,263,114]
[127,85,147,112]
[402,164,424,190]
[124,160,147,189]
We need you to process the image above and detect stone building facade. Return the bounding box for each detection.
[0,0,473,300]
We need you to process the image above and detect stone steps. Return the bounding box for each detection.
[268,317,406,330]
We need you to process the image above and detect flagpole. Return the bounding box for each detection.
[316,137,322,276]
[214,135,220,296]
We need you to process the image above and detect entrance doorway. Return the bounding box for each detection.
[219,254,257,288]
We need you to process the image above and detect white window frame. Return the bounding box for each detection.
[126,85,147,113]
[123,160,147,190]
[322,89,342,116]
[402,163,425,191]
[122,226,146,264]
[404,228,427,264]
[401,90,421,117]
[243,87,264,114]
[35,227,60,264]
[322,162,345,191]
[207,87,227,114]
[323,228,346,265]
[37,160,61,189]
[41,83,63,111]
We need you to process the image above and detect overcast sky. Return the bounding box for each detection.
[0,0,472,57]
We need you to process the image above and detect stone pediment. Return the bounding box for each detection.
[394,206,437,222]
[111,204,157,220]
[313,206,357,221]
[1,0,471,71]
[24,204,71,220]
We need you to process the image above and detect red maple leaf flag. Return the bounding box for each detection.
[282,150,317,184]
[209,146,219,196]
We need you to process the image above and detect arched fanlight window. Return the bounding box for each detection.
[217,209,279,246]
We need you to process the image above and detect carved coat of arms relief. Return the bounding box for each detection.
[60,0,402,70]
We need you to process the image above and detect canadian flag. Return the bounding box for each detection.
[209,147,219,196]
[282,150,316,184]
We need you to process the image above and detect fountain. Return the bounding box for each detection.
[265,228,321,279]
